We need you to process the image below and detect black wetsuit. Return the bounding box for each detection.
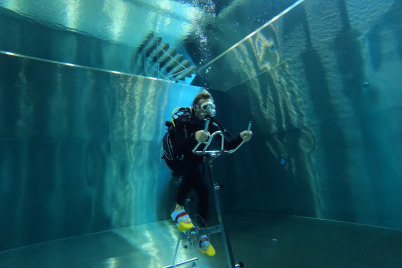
[173,111,243,224]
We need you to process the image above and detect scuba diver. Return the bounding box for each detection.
[169,90,252,256]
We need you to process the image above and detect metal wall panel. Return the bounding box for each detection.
[0,1,201,79]
[0,52,202,251]
[203,0,402,230]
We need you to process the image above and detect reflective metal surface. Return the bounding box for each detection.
[0,0,298,81]
[0,0,203,46]
[0,0,212,80]
[202,0,402,230]
[1,212,401,268]
[0,51,202,251]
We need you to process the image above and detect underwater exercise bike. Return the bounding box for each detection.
[163,118,251,268]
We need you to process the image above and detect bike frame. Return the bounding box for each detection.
[193,119,251,268]
[164,118,251,268]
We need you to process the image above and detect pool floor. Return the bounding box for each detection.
[1,211,401,267]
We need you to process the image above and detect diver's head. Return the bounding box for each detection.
[193,91,216,121]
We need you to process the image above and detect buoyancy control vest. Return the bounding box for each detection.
[162,107,192,176]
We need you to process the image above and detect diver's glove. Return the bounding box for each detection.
[240,131,252,142]
[195,130,210,143]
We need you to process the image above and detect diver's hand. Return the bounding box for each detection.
[240,131,253,142]
[195,130,210,143]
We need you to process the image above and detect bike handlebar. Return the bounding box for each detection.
[192,120,252,156]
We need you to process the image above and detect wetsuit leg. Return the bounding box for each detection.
[176,163,209,224]
[190,164,209,227]
[176,174,194,206]
[194,176,209,227]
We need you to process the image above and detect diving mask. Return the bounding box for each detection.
[198,101,216,118]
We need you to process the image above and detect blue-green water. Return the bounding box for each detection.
[0,0,401,263]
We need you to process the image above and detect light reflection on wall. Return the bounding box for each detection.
[202,1,331,216]
[103,0,128,40]
[200,0,402,229]
[107,75,201,228]
[0,51,202,251]
[0,0,204,48]
[64,0,80,29]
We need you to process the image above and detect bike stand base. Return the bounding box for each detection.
[161,257,198,268]
[162,227,199,268]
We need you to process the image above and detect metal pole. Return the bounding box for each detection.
[205,157,237,268]
[171,233,182,267]
[162,257,198,268]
